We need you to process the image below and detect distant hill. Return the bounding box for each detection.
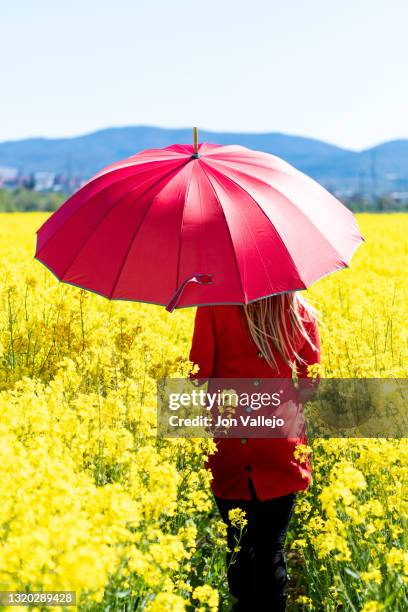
[0,126,407,194]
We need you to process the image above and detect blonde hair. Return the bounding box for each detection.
[243,292,318,371]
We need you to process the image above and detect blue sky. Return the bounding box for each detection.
[2,0,407,149]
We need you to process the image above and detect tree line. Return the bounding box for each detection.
[0,188,66,212]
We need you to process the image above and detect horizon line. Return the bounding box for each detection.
[1,124,407,154]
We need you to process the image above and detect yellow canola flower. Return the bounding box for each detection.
[192,585,219,611]
[145,592,186,611]
[228,508,248,528]
[361,566,383,585]
[0,212,407,610]
[361,602,385,612]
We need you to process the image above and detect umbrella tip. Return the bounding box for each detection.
[192,126,199,158]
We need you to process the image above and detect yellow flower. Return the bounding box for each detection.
[361,567,382,585]
[228,508,248,528]
[146,592,186,611]
[361,601,384,612]
[192,585,219,611]
[0,212,407,610]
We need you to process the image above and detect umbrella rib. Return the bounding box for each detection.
[206,166,308,287]
[36,159,182,256]
[90,151,188,181]
[56,164,186,282]
[205,159,351,267]
[212,154,358,221]
[57,162,187,291]
[108,162,190,299]
[56,185,149,280]
[173,163,195,296]
[205,166,306,294]
[199,164,247,302]
[200,153,300,182]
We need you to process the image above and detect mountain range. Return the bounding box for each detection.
[1,126,407,195]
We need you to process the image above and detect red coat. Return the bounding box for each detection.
[189,303,321,500]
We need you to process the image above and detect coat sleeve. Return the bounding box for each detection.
[189,306,216,381]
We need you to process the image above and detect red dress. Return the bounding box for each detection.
[189,303,321,500]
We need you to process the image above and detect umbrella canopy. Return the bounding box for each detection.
[35,132,363,311]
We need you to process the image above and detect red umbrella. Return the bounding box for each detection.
[35,128,363,311]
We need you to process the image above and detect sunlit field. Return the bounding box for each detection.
[0,213,407,611]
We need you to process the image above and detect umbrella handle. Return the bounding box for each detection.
[166,273,212,312]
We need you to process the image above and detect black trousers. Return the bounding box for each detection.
[214,478,296,611]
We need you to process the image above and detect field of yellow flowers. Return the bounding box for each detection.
[0,212,407,611]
